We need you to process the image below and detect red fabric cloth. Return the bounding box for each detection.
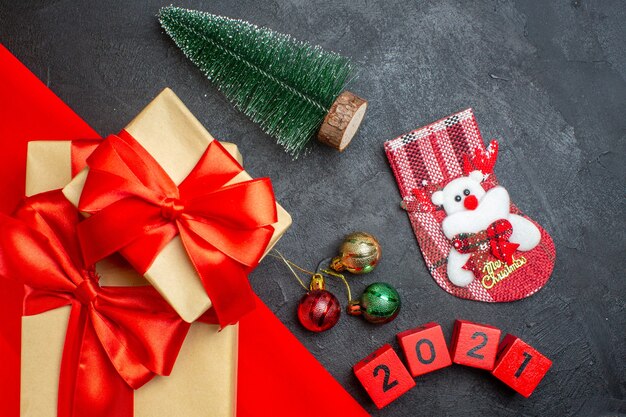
[0,44,100,417]
[0,44,369,417]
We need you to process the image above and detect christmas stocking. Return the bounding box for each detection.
[384,109,555,302]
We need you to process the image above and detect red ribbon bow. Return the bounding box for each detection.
[451,218,520,274]
[76,130,278,327]
[0,191,201,417]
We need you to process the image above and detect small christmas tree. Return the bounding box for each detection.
[158,6,367,157]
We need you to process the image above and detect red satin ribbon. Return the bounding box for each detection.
[486,219,519,265]
[0,191,199,417]
[452,218,520,273]
[70,139,100,176]
[76,130,277,327]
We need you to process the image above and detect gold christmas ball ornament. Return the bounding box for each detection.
[330,232,381,274]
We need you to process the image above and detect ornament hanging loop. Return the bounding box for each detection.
[269,250,311,291]
[347,300,362,316]
[309,273,326,291]
[320,269,352,303]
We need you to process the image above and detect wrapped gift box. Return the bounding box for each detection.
[19,136,253,417]
[21,306,238,417]
[62,88,292,323]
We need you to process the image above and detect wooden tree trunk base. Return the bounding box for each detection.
[317,91,367,151]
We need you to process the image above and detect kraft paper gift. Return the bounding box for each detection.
[20,138,242,417]
[62,88,292,323]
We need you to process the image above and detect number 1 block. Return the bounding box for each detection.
[397,322,452,377]
[450,319,501,370]
[491,334,552,397]
[353,344,415,409]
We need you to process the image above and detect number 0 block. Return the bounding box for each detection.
[353,344,415,409]
[397,322,452,377]
[450,319,501,370]
[491,334,552,397]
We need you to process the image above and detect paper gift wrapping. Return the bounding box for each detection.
[62,88,292,323]
[19,138,250,417]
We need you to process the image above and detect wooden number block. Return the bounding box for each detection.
[397,322,452,377]
[450,319,501,370]
[491,334,552,397]
[353,344,415,409]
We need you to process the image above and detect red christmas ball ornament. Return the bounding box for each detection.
[297,290,341,332]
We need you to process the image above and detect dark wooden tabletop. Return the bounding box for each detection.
[2,1,625,415]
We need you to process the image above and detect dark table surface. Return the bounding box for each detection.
[2,1,625,416]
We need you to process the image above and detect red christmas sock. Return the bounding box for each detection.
[385,109,555,302]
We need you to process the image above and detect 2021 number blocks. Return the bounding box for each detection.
[353,344,415,409]
[492,334,552,397]
[354,321,552,407]
[397,322,452,377]
[450,319,502,370]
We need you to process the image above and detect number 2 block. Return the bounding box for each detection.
[491,334,552,397]
[450,320,501,370]
[397,322,452,377]
[353,344,415,409]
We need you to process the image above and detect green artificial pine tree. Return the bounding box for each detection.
[158,6,367,157]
